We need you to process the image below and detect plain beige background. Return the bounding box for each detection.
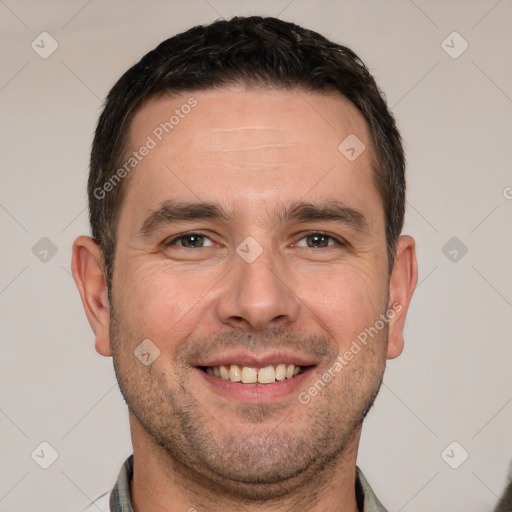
[1,1,511,511]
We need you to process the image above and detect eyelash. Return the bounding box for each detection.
[163,231,346,249]
[163,231,214,248]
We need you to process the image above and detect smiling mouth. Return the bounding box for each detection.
[198,364,309,384]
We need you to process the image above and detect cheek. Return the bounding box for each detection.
[300,262,388,345]
[115,259,223,342]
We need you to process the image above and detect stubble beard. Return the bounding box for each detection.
[109,309,387,501]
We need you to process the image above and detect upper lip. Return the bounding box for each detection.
[194,350,318,368]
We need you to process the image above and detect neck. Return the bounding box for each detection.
[129,414,362,512]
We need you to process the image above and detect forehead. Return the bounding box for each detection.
[120,86,381,227]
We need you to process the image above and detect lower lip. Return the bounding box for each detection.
[195,367,315,402]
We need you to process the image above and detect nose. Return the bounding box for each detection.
[215,244,300,332]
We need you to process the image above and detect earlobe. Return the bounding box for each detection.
[386,235,418,359]
[71,236,112,357]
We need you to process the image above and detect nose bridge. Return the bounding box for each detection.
[216,237,300,331]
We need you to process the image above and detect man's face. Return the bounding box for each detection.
[108,86,393,495]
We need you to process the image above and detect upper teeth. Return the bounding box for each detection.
[205,364,301,384]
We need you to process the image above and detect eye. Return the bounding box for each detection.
[163,232,214,249]
[294,232,343,249]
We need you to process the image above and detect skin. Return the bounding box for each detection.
[72,86,417,512]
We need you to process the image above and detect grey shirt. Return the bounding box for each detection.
[99,455,388,512]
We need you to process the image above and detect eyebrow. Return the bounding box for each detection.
[138,199,369,238]
[139,201,233,237]
[273,200,369,233]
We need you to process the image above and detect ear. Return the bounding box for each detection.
[71,236,112,356]
[386,235,418,359]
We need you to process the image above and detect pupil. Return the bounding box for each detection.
[184,235,203,248]
[308,234,327,248]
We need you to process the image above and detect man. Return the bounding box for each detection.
[72,16,417,512]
